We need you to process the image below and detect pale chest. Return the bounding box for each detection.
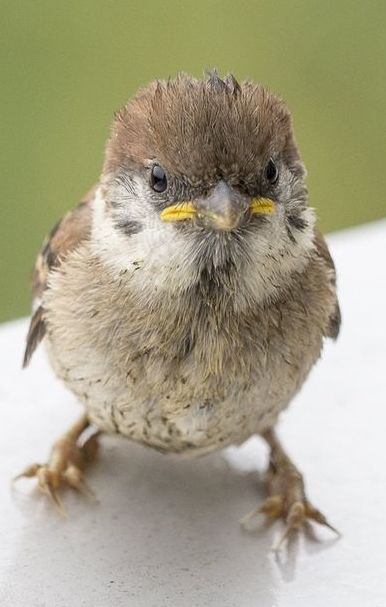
[43,250,328,454]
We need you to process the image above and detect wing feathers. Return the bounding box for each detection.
[23,189,95,366]
[313,229,341,340]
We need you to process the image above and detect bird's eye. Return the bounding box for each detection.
[266,159,279,184]
[150,164,168,193]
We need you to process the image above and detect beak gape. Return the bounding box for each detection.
[160,181,275,230]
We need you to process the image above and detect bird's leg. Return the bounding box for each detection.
[242,428,339,546]
[14,413,100,515]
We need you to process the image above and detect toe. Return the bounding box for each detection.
[35,466,68,516]
[260,495,284,518]
[287,501,306,530]
[64,464,95,498]
[13,463,42,481]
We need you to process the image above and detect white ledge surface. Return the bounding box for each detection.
[1,221,386,606]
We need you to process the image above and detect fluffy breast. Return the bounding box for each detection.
[43,236,334,454]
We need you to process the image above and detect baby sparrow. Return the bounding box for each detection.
[19,72,340,540]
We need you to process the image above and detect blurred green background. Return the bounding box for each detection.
[1,1,385,322]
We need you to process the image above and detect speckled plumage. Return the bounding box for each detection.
[21,74,340,533]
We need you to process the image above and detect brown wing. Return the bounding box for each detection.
[313,229,341,340]
[23,186,96,367]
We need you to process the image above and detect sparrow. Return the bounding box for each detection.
[18,71,341,540]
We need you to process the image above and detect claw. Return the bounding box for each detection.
[305,503,341,536]
[44,482,68,517]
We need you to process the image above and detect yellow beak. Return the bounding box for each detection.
[160,202,198,222]
[249,198,275,215]
[160,197,275,223]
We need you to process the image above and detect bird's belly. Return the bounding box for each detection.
[47,340,292,455]
[88,384,282,455]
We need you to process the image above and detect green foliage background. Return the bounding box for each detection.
[1,0,385,322]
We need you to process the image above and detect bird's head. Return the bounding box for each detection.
[93,72,315,303]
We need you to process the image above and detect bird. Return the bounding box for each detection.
[18,71,341,541]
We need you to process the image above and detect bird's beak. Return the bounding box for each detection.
[160,181,275,230]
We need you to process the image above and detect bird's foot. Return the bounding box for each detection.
[242,470,339,549]
[241,429,340,549]
[14,414,99,515]
[262,495,339,550]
